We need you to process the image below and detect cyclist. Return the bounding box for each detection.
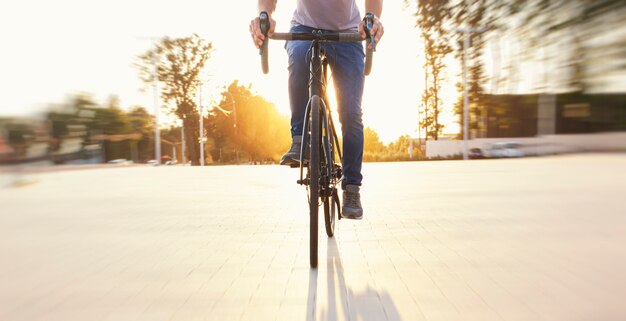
[250,0,384,220]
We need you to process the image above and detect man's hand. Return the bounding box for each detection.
[249,14,276,48]
[358,14,384,50]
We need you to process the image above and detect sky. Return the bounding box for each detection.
[0,0,461,143]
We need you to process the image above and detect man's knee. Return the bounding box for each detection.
[339,110,364,133]
[287,42,310,73]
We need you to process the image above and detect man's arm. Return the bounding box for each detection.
[365,0,382,18]
[359,0,384,48]
[258,0,277,14]
[250,0,277,48]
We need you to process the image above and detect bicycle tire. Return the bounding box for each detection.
[309,95,321,268]
[324,188,337,237]
[323,107,336,238]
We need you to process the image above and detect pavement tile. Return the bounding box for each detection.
[1,156,625,321]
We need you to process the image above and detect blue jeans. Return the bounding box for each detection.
[286,24,365,188]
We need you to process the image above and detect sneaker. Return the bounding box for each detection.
[342,185,363,220]
[279,136,308,166]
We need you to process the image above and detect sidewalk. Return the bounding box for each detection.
[1,154,625,321]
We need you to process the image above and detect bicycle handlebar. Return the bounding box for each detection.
[270,32,364,42]
[259,12,374,75]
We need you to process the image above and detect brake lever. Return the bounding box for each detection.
[259,11,269,55]
[364,13,376,51]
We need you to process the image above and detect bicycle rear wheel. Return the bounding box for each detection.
[308,95,321,268]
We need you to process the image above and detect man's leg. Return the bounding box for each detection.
[324,41,365,219]
[281,25,313,165]
[325,41,365,187]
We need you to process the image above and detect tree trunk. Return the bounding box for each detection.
[183,115,201,165]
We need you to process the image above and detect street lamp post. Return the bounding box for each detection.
[457,26,487,160]
[180,119,186,165]
[462,29,470,160]
[152,52,161,165]
[199,84,205,166]
[223,91,238,163]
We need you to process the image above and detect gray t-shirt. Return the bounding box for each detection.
[292,0,361,31]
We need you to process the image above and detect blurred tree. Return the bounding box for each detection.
[137,34,213,165]
[89,97,134,161]
[206,81,290,163]
[407,0,625,139]
[160,125,183,163]
[96,97,132,135]
[386,135,406,154]
[387,135,417,159]
[127,106,154,162]
[43,94,142,162]
[410,0,451,140]
[363,127,385,161]
[450,0,489,139]
[364,127,385,154]
[363,131,421,162]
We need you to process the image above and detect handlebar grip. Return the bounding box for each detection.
[260,12,270,74]
[271,33,293,40]
[337,33,364,42]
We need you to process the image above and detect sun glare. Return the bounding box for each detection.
[1,0,463,144]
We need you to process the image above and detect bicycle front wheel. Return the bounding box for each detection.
[324,188,338,237]
[308,95,321,268]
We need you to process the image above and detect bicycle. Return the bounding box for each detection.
[259,12,375,268]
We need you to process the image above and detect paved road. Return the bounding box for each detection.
[1,154,625,321]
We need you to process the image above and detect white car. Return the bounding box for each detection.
[108,159,131,165]
[484,142,524,158]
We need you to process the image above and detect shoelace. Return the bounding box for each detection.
[344,191,360,208]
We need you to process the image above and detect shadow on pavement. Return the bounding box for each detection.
[307,238,402,321]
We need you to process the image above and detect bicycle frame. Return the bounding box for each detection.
[298,39,343,194]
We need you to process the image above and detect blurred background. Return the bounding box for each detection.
[1,2,626,320]
[0,0,624,168]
